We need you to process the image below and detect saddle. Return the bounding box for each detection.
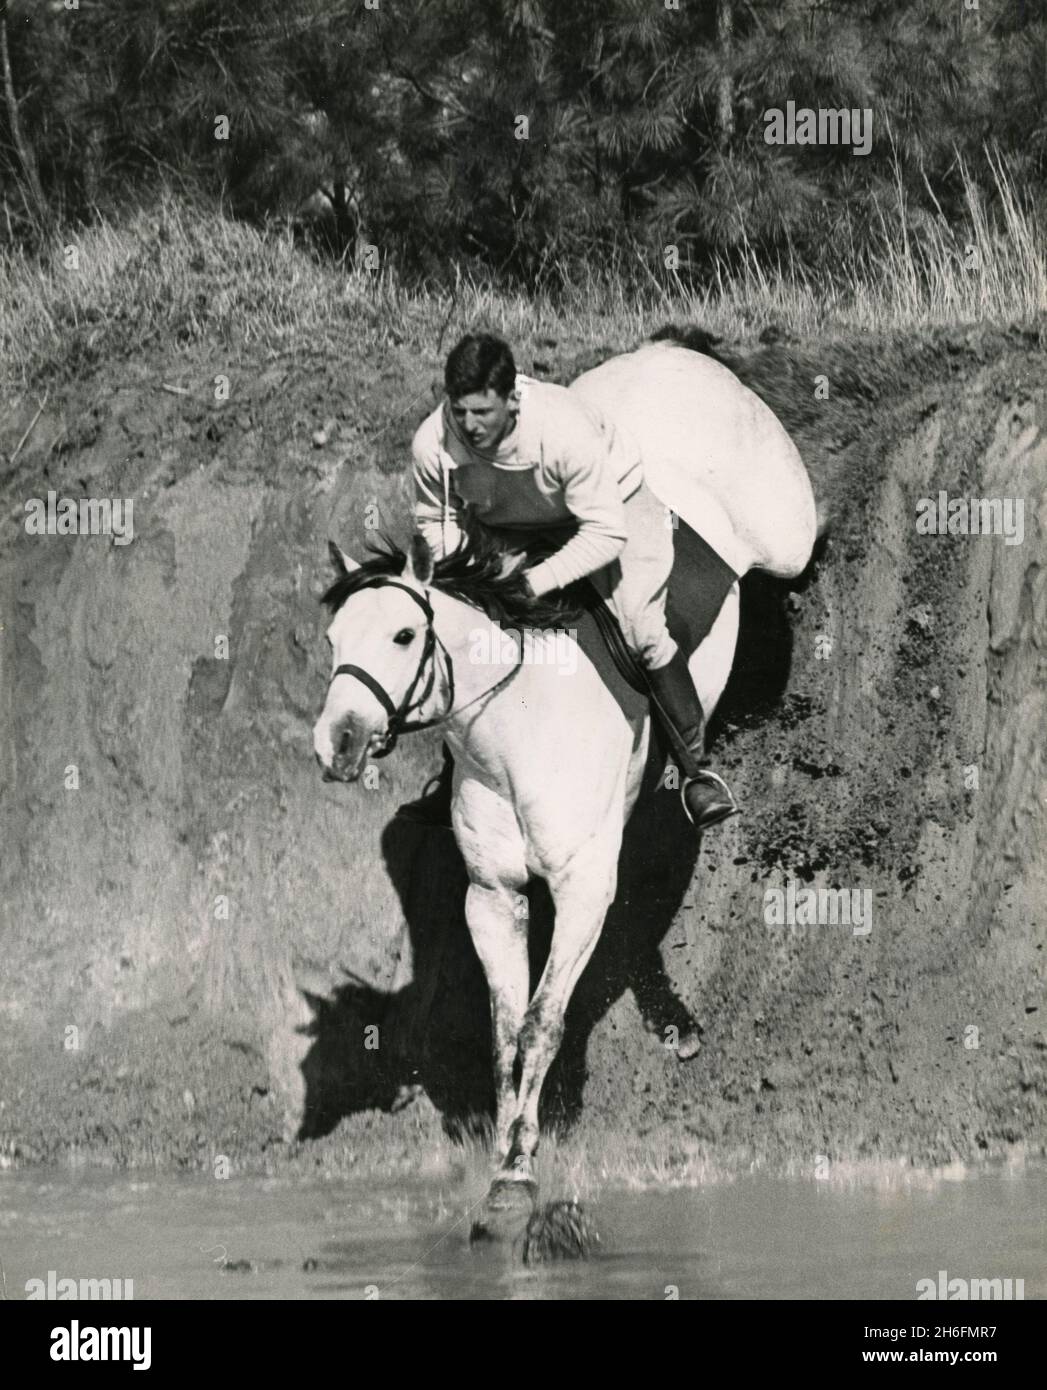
[572,517,737,718]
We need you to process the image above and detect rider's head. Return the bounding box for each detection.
[445,332,519,452]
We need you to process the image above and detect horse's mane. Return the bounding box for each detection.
[322,515,586,628]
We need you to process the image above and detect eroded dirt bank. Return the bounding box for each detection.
[1,323,1044,1172]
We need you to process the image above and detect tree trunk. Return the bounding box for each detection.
[329,177,358,267]
[1,3,47,223]
[716,0,735,145]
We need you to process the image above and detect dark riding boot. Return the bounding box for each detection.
[645,647,739,831]
[395,743,454,827]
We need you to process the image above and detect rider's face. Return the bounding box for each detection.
[449,388,517,451]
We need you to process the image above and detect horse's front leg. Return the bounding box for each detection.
[455,779,530,1161]
[465,882,529,1157]
[501,835,619,1180]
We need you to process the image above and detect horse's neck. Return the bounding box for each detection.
[428,589,521,718]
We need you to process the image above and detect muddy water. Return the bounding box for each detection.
[1,1166,1043,1301]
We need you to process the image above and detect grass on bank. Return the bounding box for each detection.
[1,156,1045,392]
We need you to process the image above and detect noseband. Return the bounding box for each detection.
[327,578,454,758]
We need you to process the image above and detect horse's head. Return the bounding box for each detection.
[312,534,439,782]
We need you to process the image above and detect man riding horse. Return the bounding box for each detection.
[398,330,738,833]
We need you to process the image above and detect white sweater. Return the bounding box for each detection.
[412,374,643,595]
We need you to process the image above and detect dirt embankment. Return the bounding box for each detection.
[1,324,1044,1171]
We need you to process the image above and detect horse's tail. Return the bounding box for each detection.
[648,323,735,370]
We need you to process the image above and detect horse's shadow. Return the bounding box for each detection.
[298,565,810,1142]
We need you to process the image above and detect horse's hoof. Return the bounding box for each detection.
[522,1199,599,1264]
[472,1173,542,1251]
[486,1174,539,1209]
[468,1174,539,1247]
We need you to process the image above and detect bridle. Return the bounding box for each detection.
[327,578,454,758]
[327,575,529,757]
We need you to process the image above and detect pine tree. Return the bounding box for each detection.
[2,0,1044,282]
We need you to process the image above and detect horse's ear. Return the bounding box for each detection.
[407,531,435,585]
[328,540,360,576]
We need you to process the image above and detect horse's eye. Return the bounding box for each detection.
[393,628,416,645]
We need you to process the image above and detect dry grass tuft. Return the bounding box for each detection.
[1,155,1044,393]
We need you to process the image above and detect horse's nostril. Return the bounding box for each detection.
[338,732,350,756]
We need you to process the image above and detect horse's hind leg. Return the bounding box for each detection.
[502,840,618,1178]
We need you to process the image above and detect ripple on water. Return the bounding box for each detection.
[0,1160,1043,1300]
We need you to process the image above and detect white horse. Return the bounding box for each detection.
[312,340,816,1202]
